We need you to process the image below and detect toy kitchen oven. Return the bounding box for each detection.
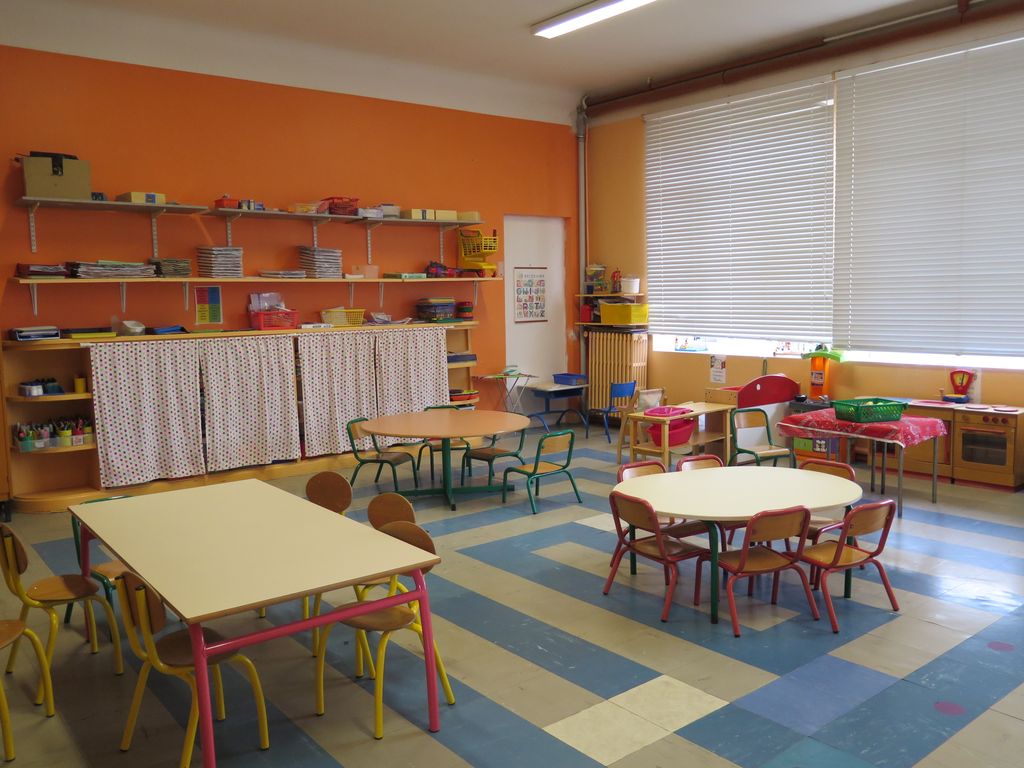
[952,405,1024,487]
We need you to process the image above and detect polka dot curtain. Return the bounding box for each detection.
[374,327,449,437]
[297,332,377,456]
[91,341,205,488]
[199,335,302,472]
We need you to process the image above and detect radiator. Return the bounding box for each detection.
[587,330,649,411]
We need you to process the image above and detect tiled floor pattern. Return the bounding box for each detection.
[2,432,1023,767]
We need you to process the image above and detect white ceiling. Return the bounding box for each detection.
[47,0,949,96]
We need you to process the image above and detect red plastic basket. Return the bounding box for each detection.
[249,310,299,330]
[648,419,696,447]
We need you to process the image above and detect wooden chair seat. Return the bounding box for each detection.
[92,560,130,581]
[746,444,793,459]
[338,603,416,633]
[633,537,704,559]
[509,460,563,475]
[466,446,516,461]
[717,545,792,574]
[26,574,99,603]
[660,520,708,539]
[156,627,234,668]
[0,620,26,651]
[368,451,414,464]
[802,540,870,568]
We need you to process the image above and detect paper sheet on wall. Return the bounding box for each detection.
[710,354,727,384]
[195,286,222,325]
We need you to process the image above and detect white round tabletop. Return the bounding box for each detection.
[613,466,862,522]
[361,409,530,440]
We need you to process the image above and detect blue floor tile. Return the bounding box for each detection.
[679,705,804,768]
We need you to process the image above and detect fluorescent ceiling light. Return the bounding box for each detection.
[532,0,659,39]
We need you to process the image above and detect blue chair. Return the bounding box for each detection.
[594,381,637,443]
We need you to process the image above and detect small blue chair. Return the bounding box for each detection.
[594,381,637,443]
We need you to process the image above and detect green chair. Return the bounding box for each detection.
[415,405,476,484]
[347,418,419,491]
[460,429,527,485]
[63,497,131,626]
[730,408,796,467]
[501,430,582,515]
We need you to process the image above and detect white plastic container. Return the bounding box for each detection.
[621,276,641,293]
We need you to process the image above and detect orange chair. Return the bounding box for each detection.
[0,524,122,703]
[676,454,740,546]
[603,490,708,622]
[693,506,819,637]
[618,461,706,539]
[800,499,899,633]
[798,459,859,543]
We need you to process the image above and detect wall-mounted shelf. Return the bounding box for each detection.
[575,322,648,327]
[15,197,206,258]
[573,292,644,298]
[6,393,93,403]
[447,361,475,369]
[11,276,502,315]
[13,443,96,455]
[351,218,482,264]
[202,207,361,248]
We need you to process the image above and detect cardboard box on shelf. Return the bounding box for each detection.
[457,210,480,221]
[401,208,435,220]
[117,192,167,204]
[434,209,457,221]
[378,203,401,218]
[21,154,91,199]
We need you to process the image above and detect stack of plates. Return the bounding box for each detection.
[196,247,243,278]
[298,247,342,278]
[151,259,192,277]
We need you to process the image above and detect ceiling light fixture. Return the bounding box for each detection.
[532,0,660,39]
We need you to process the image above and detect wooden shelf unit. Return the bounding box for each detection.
[444,324,478,408]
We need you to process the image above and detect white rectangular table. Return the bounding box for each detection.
[71,479,442,768]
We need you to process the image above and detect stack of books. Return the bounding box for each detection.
[196,247,244,278]
[298,247,342,278]
[152,259,192,277]
[16,264,69,278]
[67,261,157,278]
[260,270,307,279]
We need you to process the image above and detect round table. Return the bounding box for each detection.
[613,466,863,623]
[362,410,530,510]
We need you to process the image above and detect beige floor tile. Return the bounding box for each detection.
[902,598,1001,634]
[575,513,617,531]
[865,614,971,655]
[610,674,727,731]
[992,683,1024,721]
[919,710,1024,768]
[544,701,669,766]
[610,732,742,768]
[831,633,946,679]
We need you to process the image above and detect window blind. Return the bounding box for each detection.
[834,36,1024,356]
[645,81,835,342]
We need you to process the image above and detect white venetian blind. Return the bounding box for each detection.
[834,36,1024,356]
[645,81,835,342]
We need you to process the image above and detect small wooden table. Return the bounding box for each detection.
[72,480,442,768]
[614,466,862,623]
[362,409,530,510]
[622,401,735,466]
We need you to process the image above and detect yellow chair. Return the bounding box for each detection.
[315,521,454,739]
[730,408,796,467]
[0,524,122,704]
[115,572,269,768]
[501,430,582,515]
[0,619,54,761]
[306,471,356,654]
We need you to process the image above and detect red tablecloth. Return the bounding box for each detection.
[777,408,947,448]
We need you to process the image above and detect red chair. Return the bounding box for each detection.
[604,491,707,622]
[800,500,899,633]
[675,454,738,546]
[798,459,859,543]
[693,506,819,637]
[617,461,706,539]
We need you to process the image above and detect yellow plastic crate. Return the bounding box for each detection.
[599,302,648,325]
[320,307,365,326]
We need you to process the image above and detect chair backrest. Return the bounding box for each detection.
[378,521,438,575]
[346,417,375,458]
[0,525,29,579]
[305,472,353,516]
[799,458,856,481]
[609,381,637,406]
[536,429,575,470]
[617,460,665,482]
[675,454,725,471]
[609,491,663,539]
[840,500,896,559]
[732,407,770,432]
[119,570,169,634]
[633,388,666,412]
[367,493,416,530]
[733,506,810,569]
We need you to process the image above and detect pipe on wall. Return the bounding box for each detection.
[583,0,1019,117]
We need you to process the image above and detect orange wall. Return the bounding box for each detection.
[0,46,579,406]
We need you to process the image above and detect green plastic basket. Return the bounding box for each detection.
[833,398,907,423]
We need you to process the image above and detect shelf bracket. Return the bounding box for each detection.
[439,224,460,266]
[348,283,355,306]
[224,214,241,247]
[119,282,127,313]
[379,281,385,308]
[150,210,163,260]
[183,282,190,311]
[27,203,40,254]
[365,221,383,264]
[29,284,38,316]
[473,281,479,304]
[312,220,320,249]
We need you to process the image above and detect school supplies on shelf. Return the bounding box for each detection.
[67,261,157,278]
[17,263,69,278]
[196,246,243,278]
[62,327,116,339]
[298,246,342,278]
[9,326,60,341]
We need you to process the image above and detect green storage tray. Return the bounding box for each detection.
[833,398,907,423]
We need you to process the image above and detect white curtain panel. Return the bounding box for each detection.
[297,332,378,456]
[91,340,205,488]
[374,328,449,445]
[199,335,301,472]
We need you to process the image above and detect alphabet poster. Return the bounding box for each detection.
[514,267,547,323]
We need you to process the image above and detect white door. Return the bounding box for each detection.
[504,216,567,415]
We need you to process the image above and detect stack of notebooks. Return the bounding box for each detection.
[17,263,69,278]
[260,270,307,279]
[151,259,192,277]
[196,247,244,278]
[67,261,157,278]
[298,246,342,278]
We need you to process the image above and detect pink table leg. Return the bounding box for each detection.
[188,622,217,768]
[412,569,441,732]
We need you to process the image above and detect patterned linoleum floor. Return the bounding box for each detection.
[2,429,1023,767]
